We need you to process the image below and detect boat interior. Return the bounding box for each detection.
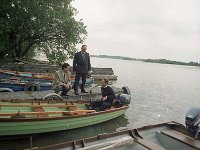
[0,100,95,118]
[33,122,200,150]
[0,100,128,119]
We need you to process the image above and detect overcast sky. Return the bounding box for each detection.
[72,0,200,62]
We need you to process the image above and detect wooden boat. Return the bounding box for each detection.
[0,69,94,86]
[26,121,200,150]
[0,81,52,92]
[0,99,129,137]
[0,79,94,92]
[0,69,53,82]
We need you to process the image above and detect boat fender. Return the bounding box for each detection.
[24,82,40,91]
[122,86,131,95]
[43,93,63,101]
[0,88,14,92]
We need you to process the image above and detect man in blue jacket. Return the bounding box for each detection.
[73,45,91,95]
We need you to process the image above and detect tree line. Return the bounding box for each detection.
[91,55,200,67]
[141,59,200,67]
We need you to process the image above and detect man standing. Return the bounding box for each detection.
[73,45,91,95]
[52,63,72,96]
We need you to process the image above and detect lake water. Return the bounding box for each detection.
[1,57,200,150]
[91,57,200,128]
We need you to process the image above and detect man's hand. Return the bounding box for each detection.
[112,99,116,104]
[63,83,70,89]
[101,96,107,101]
[88,70,93,75]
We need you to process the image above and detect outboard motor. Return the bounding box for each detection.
[185,108,200,139]
[113,94,131,107]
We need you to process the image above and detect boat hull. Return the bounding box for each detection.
[0,106,127,136]
[30,122,200,150]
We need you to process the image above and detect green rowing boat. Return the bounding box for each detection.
[0,99,129,136]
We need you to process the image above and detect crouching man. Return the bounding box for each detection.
[52,63,72,96]
[89,78,116,111]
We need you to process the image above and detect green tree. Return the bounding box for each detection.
[0,0,87,64]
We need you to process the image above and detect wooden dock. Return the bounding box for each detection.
[0,86,125,101]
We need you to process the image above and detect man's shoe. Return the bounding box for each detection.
[88,106,93,110]
[81,90,88,93]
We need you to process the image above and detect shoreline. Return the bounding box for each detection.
[91,55,200,67]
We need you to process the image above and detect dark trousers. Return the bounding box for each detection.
[90,100,112,111]
[74,73,87,92]
[54,85,71,94]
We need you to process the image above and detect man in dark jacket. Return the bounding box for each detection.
[73,45,91,95]
[88,79,116,111]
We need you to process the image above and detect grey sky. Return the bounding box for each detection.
[72,0,200,62]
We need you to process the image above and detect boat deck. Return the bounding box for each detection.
[0,86,124,101]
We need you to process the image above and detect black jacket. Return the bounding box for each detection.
[101,86,116,103]
[73,51,91,74]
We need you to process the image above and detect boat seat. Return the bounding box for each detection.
[130,129,165,150]
[135,138,166,150]
[33,107,49,117]
[67,105,78,111]
[161,129,200,149]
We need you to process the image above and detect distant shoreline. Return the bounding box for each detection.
[90,55,200,67]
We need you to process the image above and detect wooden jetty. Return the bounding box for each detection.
[0,86,128,101]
